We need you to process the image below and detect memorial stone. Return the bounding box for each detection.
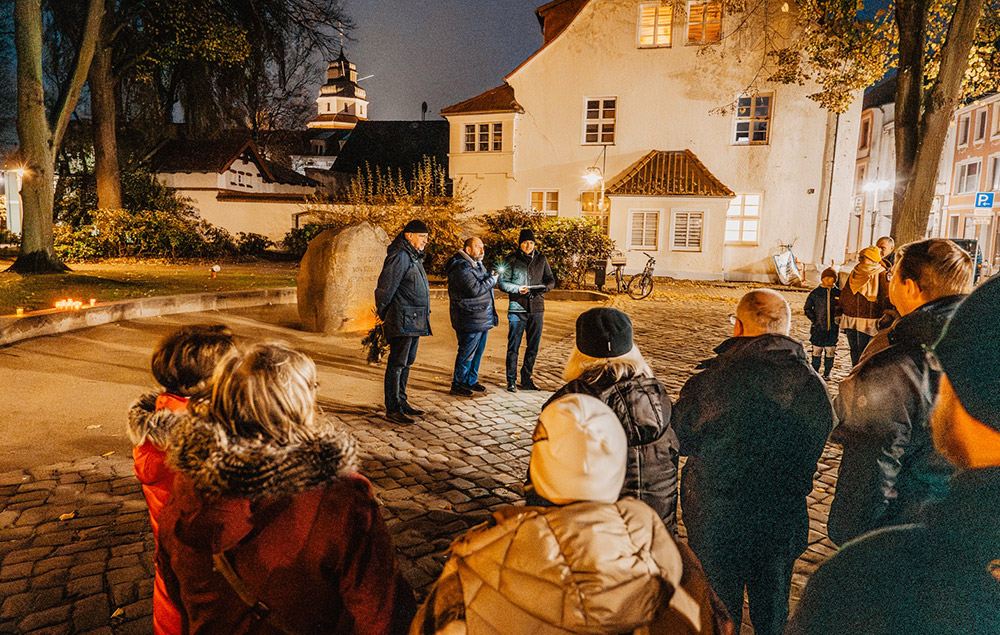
[297,223,389,333]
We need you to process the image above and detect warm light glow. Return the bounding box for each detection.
[15,308,24,317]
[584,167,603,186]
[54,298,86,311]
[89,299,96,307]
[863,179,892,193]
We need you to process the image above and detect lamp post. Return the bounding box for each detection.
[863,178,892,245]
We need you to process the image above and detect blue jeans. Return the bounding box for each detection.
[453,330,489,387]
[506,311,543,384]
[385,336,419,413]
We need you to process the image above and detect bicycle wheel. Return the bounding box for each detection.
[627,274,654,299]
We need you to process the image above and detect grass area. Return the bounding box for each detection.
[0,259,297,316]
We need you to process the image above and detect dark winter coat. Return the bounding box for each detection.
[828,294,965,545]
[156,417,416,634]
[673,335,833,548]
[496,249,555,313]
[787,467,1000,634]
[804,285,842,347]
[445,251,498,333]
[375,233,431,339]
[540,370,680,534]
[839,271,892,322]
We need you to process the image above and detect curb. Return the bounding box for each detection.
[0,287,297,348]
[428,288,610,302]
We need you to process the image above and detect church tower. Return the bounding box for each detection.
[308,48,369,129]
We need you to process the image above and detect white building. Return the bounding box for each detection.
[442,0,861,280]
[152,137,317,242]
[307,49,369,129]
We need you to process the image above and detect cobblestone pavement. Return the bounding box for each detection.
[0,283,851,634]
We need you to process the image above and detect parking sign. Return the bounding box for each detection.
[975,192,995,208]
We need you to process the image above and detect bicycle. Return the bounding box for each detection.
[606,250,656,299]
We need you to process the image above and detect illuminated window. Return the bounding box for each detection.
[734,94,772,144]
[638,3,672,47]
[529,190,559,215]
[726,194,761,245]
[630,210,659,249]
[687,1,722,44]
[581,191,610,234]
[672,211,703,251]
[464,123,502,152]
[584,97,616,145]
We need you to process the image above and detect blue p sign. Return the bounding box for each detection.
[975,192,995,208]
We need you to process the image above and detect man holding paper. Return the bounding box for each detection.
[498,229,556,392]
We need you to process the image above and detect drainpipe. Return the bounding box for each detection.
[820,112,840,264]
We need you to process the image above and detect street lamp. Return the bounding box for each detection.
[863,178,892,244]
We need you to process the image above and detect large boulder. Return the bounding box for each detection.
[297,223,389,333]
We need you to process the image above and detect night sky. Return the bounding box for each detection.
[336,0,544,121]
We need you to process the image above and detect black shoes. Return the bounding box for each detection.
[401,404,424,416]
[469,383,487,393]
[386,411,414,424]
[519,379,539,391]
[449,384,474,397]
[506,382,517,393]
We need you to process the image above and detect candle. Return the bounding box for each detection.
[15,308,24,317]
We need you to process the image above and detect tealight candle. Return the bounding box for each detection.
[15,308,24,317]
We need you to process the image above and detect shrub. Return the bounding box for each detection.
[282,224,328,258]
[0,227,20,246]
[478,206,615,287]
[236,232,275,256]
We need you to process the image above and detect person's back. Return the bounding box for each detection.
[829,239,973,545]
[673,290,832,635]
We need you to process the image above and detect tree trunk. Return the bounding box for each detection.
[9,0,103,274]
[891,0,987,244]
[89,23,122,210]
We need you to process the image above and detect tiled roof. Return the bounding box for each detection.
[263,159,318,187]
[149,136,254,174]
[331,120,449,177]
[441,85,522,115]
[606,150,734,198]
[863,76,896,110]
[535,0,590,44]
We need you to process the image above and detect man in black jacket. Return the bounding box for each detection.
[828,238,973,545]
[497,229,555,392]
[674,289,833,635]
[787,276,1000,634]
[375,220,431,424]
[445,237,498,397]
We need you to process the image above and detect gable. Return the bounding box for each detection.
[606,150,734,197]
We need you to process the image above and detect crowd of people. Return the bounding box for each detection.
[125,224,999,634]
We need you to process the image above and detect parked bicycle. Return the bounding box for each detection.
[607,251,656,299]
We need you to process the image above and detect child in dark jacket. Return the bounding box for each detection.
[804,268,842,379]
[126,324,237,635]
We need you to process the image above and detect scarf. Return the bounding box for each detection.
[848,259,885,302]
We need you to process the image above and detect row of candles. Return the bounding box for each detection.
[14,298,97,317]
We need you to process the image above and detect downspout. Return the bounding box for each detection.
[820,112,840,264]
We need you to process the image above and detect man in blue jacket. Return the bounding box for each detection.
[445,237,499,397]
[498,229,555,392]
[375,220,431,424]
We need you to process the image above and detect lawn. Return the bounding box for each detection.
[0,259,298,316]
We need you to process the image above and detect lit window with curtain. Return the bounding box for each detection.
[687,0,722,44]
[638,3,672,47]
[726,194,761,245]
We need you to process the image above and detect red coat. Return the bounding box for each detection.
[128,393,187,635]
[157,416,415,634]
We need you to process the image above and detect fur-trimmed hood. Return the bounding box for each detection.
[126,391,186,447]
[167,415,359,500]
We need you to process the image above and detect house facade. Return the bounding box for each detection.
[442,0,861,280]
[152,138,317,242]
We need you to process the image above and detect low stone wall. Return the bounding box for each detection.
[0,287,296,348]
[428,288,609,302]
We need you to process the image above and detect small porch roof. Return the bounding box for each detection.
[606,150,734,198]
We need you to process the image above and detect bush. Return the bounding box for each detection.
[478,206,615,287]
[236,232,275,256]
[282,224,328,258]
[0,227,19,246]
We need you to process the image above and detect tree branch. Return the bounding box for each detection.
[50,0,104,155]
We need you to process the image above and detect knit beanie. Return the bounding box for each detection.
[403,219,429,234]
[519,228,536,244]
[821,267,837,281]
[576,307,634,358]
[529,394,627,505]
[860,246,882,263]
[934,275,1000,432]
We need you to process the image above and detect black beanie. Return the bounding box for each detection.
[519,228,536,243]
[403,219,429,234]
[576,308,633,358]
[934,275,1000,431]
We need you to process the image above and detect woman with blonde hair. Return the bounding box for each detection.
[157,342,415,634]
[840,246,894,365]
[525,307,680,533]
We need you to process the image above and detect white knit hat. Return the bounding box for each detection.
[529,394,627,505]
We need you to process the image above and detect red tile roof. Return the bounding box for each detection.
[441,84,523,115]
[606,150,735,197]
[535,0,590,44]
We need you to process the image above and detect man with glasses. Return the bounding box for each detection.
[787,275,1000,633]
[828,238,973,546]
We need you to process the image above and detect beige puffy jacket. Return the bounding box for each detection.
[411,499,730,635]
